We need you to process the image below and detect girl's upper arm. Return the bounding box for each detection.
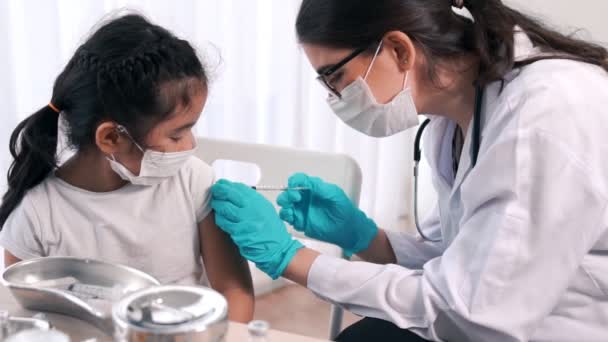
[4,250,22,267]
[199,212,253,293]
[199,213,254,322]
[0,196,46,261]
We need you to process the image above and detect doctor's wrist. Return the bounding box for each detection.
[344,211,379,257]
[283,247,321,287]
[355,229,397,264]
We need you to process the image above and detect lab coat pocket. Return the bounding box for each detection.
[460,212,525,313]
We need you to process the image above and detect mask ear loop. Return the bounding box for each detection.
[363,41,384,80]
[116,125,145,153]
[402,69,410,91]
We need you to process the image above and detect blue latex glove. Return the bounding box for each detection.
[277,173,378,257]
[211,179,304,280]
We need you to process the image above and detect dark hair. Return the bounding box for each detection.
[296,0,608,85]
[0,14,207,228]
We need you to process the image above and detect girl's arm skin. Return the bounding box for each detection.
[4,250,21,268]
[199,212,255,323]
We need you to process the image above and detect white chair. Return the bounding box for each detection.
[195,137,362,340]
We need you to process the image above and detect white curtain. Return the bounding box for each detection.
[0,0,419,237]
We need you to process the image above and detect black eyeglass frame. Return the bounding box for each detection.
[315,43,376,98]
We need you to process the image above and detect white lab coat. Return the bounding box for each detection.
[306,31,608,341]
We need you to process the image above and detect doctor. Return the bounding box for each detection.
[211,0,608,340]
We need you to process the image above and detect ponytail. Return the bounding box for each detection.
[464,0,516,84]
[0,105,59,228]
[464,0,608,84]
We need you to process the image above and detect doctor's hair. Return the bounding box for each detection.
[296,0,608,86]
[0,14,207,229]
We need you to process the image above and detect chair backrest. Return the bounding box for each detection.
[195,137,362,207]
[195,137,357,339]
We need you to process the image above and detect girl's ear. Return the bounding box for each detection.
[95,122,131,155]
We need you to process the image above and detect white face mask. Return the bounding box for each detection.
[327,42,420,138]
[107,125,197,186]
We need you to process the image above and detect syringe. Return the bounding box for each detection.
[251,186,309,191]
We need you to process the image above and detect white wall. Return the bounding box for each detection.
[506,0,608,43]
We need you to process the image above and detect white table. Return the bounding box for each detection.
[0,284,326,341]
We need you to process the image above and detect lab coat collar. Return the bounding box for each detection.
[513,26,541,62]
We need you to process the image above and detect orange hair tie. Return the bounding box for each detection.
[48,102,61,113]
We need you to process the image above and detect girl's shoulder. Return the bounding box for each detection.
[176,156,215,222]
[178,156,215,190]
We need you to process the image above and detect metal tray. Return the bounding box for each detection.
[2,257,160,335]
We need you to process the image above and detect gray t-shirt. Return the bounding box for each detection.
[0,157,214,285]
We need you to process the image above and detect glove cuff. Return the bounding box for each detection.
[345,211,378,257]
[263,239,305,280]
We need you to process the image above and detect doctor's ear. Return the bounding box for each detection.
[382,31,417,72]
[95,121,131,155]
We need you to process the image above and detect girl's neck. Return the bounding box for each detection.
[56,148,128,193]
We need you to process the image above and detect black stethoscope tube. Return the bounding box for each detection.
[413,85,483,242]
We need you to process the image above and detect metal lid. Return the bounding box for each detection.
[113,285,227,334]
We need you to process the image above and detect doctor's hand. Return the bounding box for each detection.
[277,173,378,257]
[211,179,304,280]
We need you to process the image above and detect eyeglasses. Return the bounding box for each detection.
[316,46,369,98]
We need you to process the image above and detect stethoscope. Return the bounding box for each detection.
[412,84,484,242]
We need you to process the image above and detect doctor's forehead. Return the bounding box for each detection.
[302,43,356,73]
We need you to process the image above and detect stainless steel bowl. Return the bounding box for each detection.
[2,257,160,335]
[113,285,228,342]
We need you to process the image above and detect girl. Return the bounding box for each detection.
[0,14,254,323]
